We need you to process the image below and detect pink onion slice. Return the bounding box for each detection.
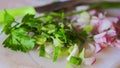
[94,43,103,53]
[94,32,107,44]
[98,19,113,33]
[112,39,120,48]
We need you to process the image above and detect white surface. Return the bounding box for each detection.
[0,0,120,68]
[0,34,40,68]
[1,33,120,68]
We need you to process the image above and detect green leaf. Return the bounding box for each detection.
[54,24,67,43]
[22,14,34,22]
[22,14,39,27]
[3,28,35,52]
[41,24,56,34]
[69,56,82,65]
[2,10,15,34]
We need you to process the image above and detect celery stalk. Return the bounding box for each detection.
[0,6,36,23]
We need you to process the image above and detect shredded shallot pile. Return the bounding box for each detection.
[72,9,120,65]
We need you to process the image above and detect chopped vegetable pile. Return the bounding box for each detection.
[1,3,120,68]
[2,10,86,66]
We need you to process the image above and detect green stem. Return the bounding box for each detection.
[67,2,120,16]
[90,2,120,9]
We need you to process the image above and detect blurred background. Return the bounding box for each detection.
[0,0,67,10]
[0,0,120,19]
[0,0,120,10]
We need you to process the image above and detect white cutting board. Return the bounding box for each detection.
[0,0,120,68]
[1,8,120,67]
[1,33,120,68]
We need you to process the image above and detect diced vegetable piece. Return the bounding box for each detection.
[67,44,79,61]
[77,11,90,28]
[79,48,85,59]
[53,46,61,62]
[39,45,45,57]
[69,56,82,65]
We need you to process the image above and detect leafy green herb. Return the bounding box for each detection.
[3,28,35,52]
[2,10,15,34]
[2,11,87,67]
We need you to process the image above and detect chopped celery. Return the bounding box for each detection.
[69,56,82,65]
[0,6,36,23]
[79,48,85,59]
[53,46,61,62]
[39,45,45,57]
